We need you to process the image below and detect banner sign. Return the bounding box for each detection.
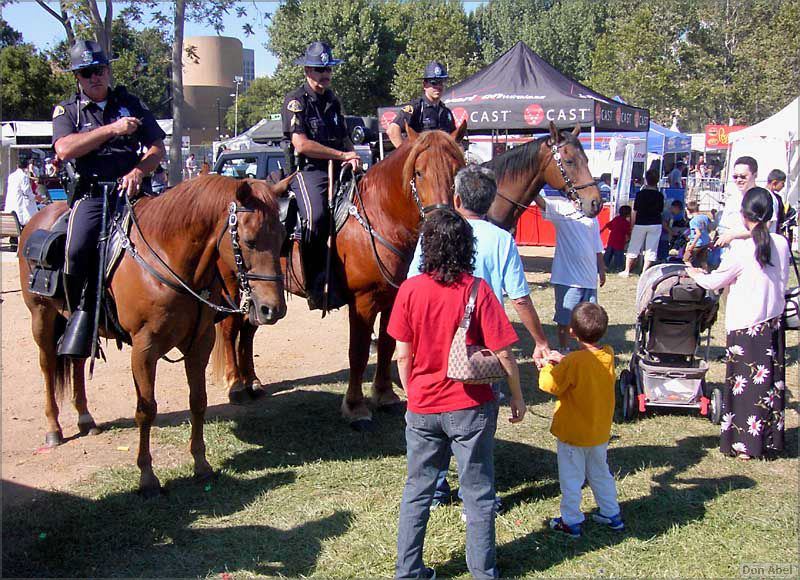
[705,124,747,149]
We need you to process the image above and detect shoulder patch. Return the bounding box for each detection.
[287,99,304,113]
[52,105,66,119]
[402,105,413,114]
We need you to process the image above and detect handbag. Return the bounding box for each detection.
[785,251,800,330]
[447,278,508,384]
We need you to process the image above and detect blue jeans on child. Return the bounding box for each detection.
[396,400,499,579]
[603,247,625,271]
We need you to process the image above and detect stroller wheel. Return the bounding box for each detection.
[618,370,637,421]
[709,387,723,424]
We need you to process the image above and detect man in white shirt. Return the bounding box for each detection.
[716,156,759,247]
[4,158,42,227]
[533,193,606,349]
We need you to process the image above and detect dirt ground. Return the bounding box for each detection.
[0,247,555,508]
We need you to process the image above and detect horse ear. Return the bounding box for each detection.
[451,120,468,142]
[548,121,559,145]
[272,170,296,198]
[235,180,252,204]
[406,122,419,143]
[572,123,581,137]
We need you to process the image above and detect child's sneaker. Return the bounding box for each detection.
[591,511,625,531]
[548,517,582,538]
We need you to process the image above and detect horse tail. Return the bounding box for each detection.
[211,323,230,388]
[53,354,72,403]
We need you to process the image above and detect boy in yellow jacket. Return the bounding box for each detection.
[539,302,623,538]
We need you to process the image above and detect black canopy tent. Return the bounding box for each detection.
[377,41,649,153]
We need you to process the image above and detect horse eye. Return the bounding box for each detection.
[244,239,257,250]
[415,170,423,179]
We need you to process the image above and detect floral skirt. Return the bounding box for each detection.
[720,318,785,458]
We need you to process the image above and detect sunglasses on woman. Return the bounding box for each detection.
[77,65,107,79]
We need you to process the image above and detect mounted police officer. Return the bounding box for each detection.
[52,40,166,358]
[281,41,360,310]
[386,61,456,148]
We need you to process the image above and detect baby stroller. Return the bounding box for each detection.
[618,263,722,423]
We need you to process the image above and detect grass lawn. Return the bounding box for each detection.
[3,256,798,578]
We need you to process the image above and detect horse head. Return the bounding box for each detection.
[219,179,287,326]
[542,121,602,218]
[401,126,466,219]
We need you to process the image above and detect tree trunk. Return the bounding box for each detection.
[169,0,186,186]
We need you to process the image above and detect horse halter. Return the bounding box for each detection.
[225,201,283,314]
[548,141,599,203]
[409,176,454,220]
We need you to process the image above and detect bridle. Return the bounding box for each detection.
[125,198,282,316]
[494,138,599,212]
[409,175,454,220]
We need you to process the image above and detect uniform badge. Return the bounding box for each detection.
[287,99,304,113]
[320,51,329,65]
[52,105,65,119]
[434,65,442,76]
[402,105,413,114]
[81,50,93,65]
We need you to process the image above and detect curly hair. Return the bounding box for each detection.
[420,210,475,285]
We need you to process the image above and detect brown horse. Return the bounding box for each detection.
[18,174,289,496]
[216,126,467,430]
[486,122,603,230]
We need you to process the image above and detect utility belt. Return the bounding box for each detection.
[63,176,152,207]
[282,139,344,173]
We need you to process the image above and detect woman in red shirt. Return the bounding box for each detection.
[388,210,525,579]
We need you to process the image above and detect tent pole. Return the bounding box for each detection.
[379,132,384,161]
[591,125,596,174]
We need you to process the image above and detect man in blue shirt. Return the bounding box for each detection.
[409,164,551,508]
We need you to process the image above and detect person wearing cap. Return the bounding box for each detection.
[387,61,456,148]
[51,40,166,358]
[281,41,360,310]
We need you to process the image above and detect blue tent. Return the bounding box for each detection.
[647,122,691,154]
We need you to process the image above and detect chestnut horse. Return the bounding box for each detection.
[486,123,602,230]
[216,126,467,430]
[19,174,289,496]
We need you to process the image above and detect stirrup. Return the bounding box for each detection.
[57,309,93,358]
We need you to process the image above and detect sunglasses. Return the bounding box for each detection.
[426,79,444,86]
[78,65,107,79]
[310,66,332,73]
[732,174,751,180]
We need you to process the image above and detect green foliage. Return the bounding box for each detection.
[0,17,23,48]
[265,0,396,116]
[0,43,73,120]
[390,0,480,104]
[223,75,285,133]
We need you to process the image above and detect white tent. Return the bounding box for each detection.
[728,97,799,207]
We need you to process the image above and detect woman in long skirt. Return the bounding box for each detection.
[688,186,790,459]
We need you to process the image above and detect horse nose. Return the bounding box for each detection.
[259,303,285,325]
[591,197,602,217]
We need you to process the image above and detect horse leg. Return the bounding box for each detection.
[184,327,216,482]
[239,320,266,398]
[72,359,101,436]
[31,306,66,447]
[217,315,249,405]
[343,295,377,430]
[372,309,403,411]
[130,341,162,497]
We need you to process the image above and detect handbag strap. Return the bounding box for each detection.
[459,278,481,329]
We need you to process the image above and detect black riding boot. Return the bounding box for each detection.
[57,274,94,358]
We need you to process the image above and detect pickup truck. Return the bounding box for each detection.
[212,145,374,180]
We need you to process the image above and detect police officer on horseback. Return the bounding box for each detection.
[386,61,456,148]
[52,40,166,358]
[281,41,360,310]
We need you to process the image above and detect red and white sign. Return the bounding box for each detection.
[451,107,469,127]
[380,110,397,130]
[705,124,747,149]
[523,104,545,126]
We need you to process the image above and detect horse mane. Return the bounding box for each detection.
[485,130,587,181]
[135,175,277,239]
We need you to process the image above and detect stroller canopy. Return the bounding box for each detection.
[635,263,720,321]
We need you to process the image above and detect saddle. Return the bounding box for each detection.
[22,202,134,346]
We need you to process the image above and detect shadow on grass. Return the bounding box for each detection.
[437,433,758,577]
[2,472,354,578]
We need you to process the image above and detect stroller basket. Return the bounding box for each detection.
[637,359,709,406]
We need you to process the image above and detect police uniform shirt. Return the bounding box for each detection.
[282,83,348,171]
[390,95,455,134]
[52,86,165,181]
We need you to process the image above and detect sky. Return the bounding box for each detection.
[4,1,486,78]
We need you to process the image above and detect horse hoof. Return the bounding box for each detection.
[248,385,268,400]
[350,419,377,433]
[44,431,63,448]
[228,389,252,406]
[378,401,406,416]
[78,421,102,436]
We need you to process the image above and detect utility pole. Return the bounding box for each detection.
[233,75,243,136]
